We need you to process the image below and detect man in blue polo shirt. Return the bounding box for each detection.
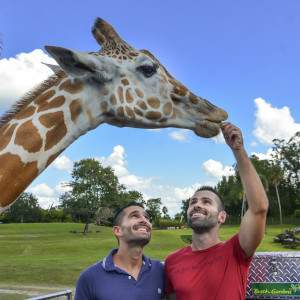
[75,202,164,300]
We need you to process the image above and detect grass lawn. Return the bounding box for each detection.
[0,223,298,288]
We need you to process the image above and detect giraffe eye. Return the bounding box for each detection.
[137,64,157,78]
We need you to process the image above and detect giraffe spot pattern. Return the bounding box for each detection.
[34,90,55,105]
[170,93,181,105]
[101,101,108,113]
[37,96,66,113]
[173,84,187,96]
[134,107,144,117]
[135,88,144,98]
[69,99,82,123]
[0,123,17,151]
[163,102,173,116]
[137,100,147,110]
[110,94,117,105]
[147,97,160,109]
[189,93,199,105]
[15,106,36,120]
[39,112,67,150]
[121,78,130,86]
[125,106,135,119]
[0,153,38,207]
[125,89,134,103]
[101,87,110,95]
[59,79,83,94]
[118,86,124,103]
[145,111,162,120]
[117,107,125,118]
[15,120,43,153]
[46,151,62,168]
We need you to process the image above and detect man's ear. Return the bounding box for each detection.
[112,225,122,238]
[218,211,227,224]
[45,45,113,81]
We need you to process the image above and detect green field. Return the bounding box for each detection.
[0,223,297,289]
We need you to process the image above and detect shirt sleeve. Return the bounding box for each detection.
[232,234,253,266]
[164,258,175,295]
[74,271,93,300]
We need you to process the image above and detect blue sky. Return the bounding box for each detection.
[1,1,299,214]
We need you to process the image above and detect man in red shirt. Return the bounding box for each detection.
[165,123,269,300]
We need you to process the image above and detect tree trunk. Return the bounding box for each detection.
[275,184,283,225]
[83,222,89,235]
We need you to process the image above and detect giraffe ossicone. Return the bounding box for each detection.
[0,18,228,212]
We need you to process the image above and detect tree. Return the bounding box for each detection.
[146,198,162,224]
[162,206,171,219]
[4,192,41,223]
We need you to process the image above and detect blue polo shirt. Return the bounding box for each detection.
[75,249,164,300]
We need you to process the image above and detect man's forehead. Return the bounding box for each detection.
[124,205,145,214]
[191,190,219,201]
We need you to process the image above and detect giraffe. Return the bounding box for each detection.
[0,18,228,212]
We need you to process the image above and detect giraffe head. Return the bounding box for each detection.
[45,18,227,138]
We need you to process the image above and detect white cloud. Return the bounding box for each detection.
[169,129,189,141]
[253,98,300,145]
[28,183,58,209]
[202,159,234,178]
[52,155,73,172]
[0,49,57,111]
[251,148,275,161]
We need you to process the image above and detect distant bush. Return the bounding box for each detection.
[156,219,182,229]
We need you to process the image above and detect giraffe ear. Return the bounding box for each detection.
[45,46,95,77]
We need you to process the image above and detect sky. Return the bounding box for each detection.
[0,0,299,215]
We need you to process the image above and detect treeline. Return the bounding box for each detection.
[1,131,299,226]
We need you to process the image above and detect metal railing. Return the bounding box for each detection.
[26,289,72,300]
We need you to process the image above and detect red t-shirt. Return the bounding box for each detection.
[165,234,252,300]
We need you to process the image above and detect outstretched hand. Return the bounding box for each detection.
[221,122,244,151]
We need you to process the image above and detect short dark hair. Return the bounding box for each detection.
[113,202,145,226]
[194,186,225,211]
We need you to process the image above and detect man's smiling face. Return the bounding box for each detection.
[115,205,152,246]
[187,190,226,234]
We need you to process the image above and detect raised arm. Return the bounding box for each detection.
[221,123,269,257]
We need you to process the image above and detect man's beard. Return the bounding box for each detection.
[187,213,219,234]
[122,227,151,247]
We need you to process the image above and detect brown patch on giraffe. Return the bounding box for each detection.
[0,123,17,151]
[118,86,124,103]
[159,117,168,123]
[125,106,135,119]
[110,94,117,105]
[147,97,160,109]
[101,101,108,113]
[134,107,143,117]
[59,79,83,94]
[170,93,181,105]
[121,79,130,86]
[69,99,82,123]
[34,90,55,105]
[135,88,144,98]
[137,100,147,110]
[173,84,187,96]
[15,106,36,120]
[117,107,125,118]
[39,112,67,150]
[37,96,66,113]
[189,93,199,105]
[145,111,162,120]
[0,153,38,207]
[163,102,173,116]
[125,89,134,103]
[15,120,43,153]
[53,73,67,86]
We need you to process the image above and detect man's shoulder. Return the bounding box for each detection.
[165,246,190,262]
[79,261,104,280]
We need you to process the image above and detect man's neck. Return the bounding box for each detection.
[113,244,144,279]
[191,228,221,251]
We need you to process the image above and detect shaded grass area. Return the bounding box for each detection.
[0,223,297,287]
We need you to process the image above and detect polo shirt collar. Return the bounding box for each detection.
[102,248,152,272]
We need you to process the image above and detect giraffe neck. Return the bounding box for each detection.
[0,73,106,211]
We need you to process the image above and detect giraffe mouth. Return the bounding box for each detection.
[194,120,222,138]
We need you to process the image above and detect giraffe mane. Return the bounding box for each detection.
[0,70,66,128]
